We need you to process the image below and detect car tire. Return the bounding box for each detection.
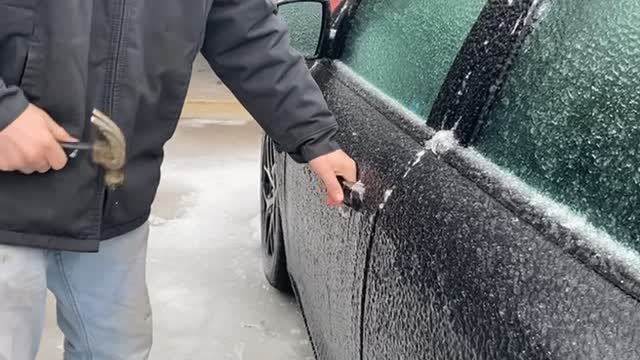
[260,136,292,293]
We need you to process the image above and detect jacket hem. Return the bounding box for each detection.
[0,228,100,252]
[0,212,150,252]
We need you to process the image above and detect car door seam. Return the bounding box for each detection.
[357,208,382,360]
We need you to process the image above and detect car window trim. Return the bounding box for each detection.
[426,0,544,145]
[325,0,362,59]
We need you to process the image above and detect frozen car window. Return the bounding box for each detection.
[476,0,640,249]
[341,0,486,120]
[278,1,323,57]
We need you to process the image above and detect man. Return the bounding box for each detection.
[0,0,356,359]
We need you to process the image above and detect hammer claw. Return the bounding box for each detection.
[90,109,126,188]
[59,109,127,189]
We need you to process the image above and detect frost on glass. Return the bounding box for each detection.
[341,0,485,119]
[279,2,323,57]
[476,0,640,248]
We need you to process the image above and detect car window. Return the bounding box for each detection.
[475,0,640,249]
[279,2,324,57]
[340,0,486,120]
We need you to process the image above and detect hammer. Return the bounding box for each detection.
[60,109,126,189]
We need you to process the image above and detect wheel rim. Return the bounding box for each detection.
[261,137,278,257]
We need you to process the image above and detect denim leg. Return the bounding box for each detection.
[0,244,48,360]
[47,223,153,360]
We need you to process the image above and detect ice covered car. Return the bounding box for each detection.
[261,0,640,358]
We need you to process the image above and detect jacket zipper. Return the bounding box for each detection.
[102,0,127,220]
[110,0,127,111]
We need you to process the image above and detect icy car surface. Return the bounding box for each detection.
[262,0,640,358]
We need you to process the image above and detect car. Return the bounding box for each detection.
[261,0,640,358]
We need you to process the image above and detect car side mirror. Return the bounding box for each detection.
[276,0,330,60]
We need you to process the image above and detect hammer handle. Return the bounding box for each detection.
[60,142,93,151]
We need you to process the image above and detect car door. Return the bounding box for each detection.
[280,0,468,358]
[361,0,640,359]
[282,66,429,358]
[282,66,430,359]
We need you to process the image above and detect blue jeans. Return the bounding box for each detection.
[0,223,152,360]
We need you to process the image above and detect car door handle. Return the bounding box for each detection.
[340,179,364,211]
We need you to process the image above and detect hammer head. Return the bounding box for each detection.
[91,109,126,189]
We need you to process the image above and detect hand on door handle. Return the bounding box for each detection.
[340,178,365,211]
[308,149,357,207]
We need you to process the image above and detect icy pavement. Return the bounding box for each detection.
[37,119,314,360]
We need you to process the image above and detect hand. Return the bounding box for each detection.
[0,104,77,174]
[309,149,357,207]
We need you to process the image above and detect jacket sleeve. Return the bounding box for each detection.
[0,78,29,130]
[201,0,340,163]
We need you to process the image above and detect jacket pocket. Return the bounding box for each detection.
[0,4,35,86]
[18,37,45,100]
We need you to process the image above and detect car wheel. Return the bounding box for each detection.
[260,136,292,292]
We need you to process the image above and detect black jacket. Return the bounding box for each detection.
[0,0,339,251]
